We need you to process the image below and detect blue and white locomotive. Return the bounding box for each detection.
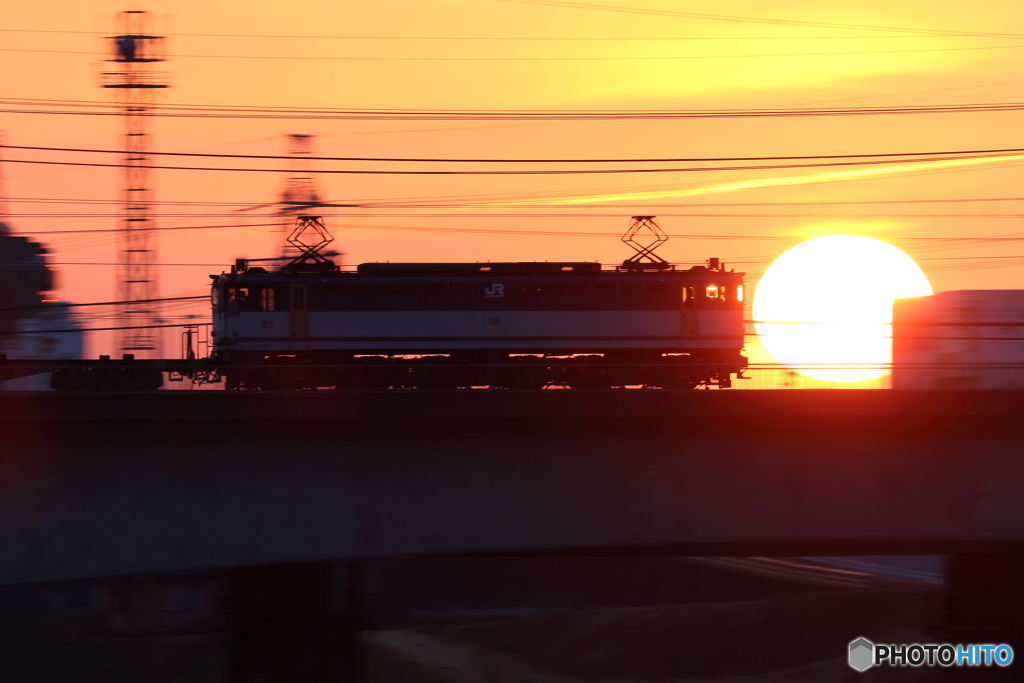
[210,216,747,390]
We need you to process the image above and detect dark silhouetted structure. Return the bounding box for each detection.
[101,10,169,356]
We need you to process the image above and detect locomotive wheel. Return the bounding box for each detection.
[410,356,467,391]
[567,356,611,390]
[340,357,396,391]
[340,367,392,391]
[495,358,548,391]
[659,373,699,390]
[657,356,700,390]
[253,364,302,392]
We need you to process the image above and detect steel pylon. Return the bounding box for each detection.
[101,10,169,356]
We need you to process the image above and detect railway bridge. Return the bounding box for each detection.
[2,388,1023,583]
[2,388,1024,678]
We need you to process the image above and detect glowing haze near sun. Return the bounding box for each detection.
[753,235,932,382]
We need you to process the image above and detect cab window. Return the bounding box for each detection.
[683,286,696,309]
[704,284,732,308]
[258,287,276,311]
[228,287,249,304]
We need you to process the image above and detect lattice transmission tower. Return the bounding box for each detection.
[101,10,169,356]
[278,134,324,259]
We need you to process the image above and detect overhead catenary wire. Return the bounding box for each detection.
[11,321,1024,340]
[3,152,1023,175]
[1,26,1019,40]
[0,322,210,337]
[5,97,1024,121]
[494,0,1024,40]
[47,255,1024,275]
[53,262,228,266]
[16,212,1024,219]
[17,219,1024,243]
[376,197,1024,207]
[7,142,1024,164]
[7,196,267,207]
[5,43,1024,61]
[17,222,279,235]
[10,195,1024,207]
[0,295,208,314]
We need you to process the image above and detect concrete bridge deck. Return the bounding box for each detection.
[1,389,1022,585]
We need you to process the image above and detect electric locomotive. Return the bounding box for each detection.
[210,216,748,390]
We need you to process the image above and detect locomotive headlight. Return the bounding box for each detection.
[706,285,718,298]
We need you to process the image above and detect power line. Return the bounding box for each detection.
[11,195,1024,207]
[0,27,1004,41]
[46,255,1024,273]
[17,219,1024,242]
[495,0,1024,40]
[4,152,1021,175]
[5,43,1024,61]
[4,98,1024,121]
[284,222,1024,242]
[398,197,1024,207]
[8,142,1024,164]
[7,196,261,207]
[23,325,1024,340]
[0,322,210,337]
[54,263,226,266]
[16,212,1024,219]
[918,255,1024,260]
[0,295,207,314]
[19,222,277,235]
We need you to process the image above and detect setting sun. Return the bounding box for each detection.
[753,235,932,382]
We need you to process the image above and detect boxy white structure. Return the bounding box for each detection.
[893,290,1024,389]
[0,303,83,390]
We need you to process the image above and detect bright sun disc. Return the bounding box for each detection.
[753,235,932,382]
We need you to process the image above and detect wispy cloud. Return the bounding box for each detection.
[486,154,1024,206]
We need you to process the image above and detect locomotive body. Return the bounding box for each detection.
[211,258,747,390]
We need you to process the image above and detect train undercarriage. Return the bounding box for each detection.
[221,350,746,392]
[28,349,746,392]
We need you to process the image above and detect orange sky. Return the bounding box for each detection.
[2,0,1024,357]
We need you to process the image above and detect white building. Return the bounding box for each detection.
[0,303,84,390]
